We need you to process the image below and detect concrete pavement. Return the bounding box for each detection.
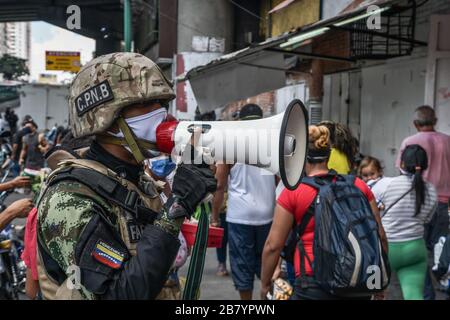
[178,240,448,300]
[179,247,262,300]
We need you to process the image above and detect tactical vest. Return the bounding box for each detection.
[36,157,180,300]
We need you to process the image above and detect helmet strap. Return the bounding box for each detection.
[96,134,158,152]
[116,117,146,164]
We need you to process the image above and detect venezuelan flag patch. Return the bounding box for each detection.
[92,240,125,269]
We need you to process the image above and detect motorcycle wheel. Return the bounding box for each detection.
[0,272,17,300]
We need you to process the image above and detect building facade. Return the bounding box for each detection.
[0,22,31,60]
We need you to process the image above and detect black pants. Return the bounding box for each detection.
[216,212,228,264]
[290,277,372,300]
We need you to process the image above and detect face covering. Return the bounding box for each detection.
[148,155,176,178]
[109,108,167,157]
[22,126,32,135]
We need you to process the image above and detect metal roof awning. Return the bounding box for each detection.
[268,0,296,14]
[181,0,425,113]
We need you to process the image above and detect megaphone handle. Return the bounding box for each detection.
[190,193,213,221]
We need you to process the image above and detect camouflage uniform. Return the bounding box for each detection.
[38,177,105,300]
[36,53,196,300]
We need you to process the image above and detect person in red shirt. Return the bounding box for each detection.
[261,125,387,300]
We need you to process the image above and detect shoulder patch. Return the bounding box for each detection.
[75,80,114,116]
[92,240,126,269]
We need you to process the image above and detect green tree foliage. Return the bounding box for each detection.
[0,54,29,80]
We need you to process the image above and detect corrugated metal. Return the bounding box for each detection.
[309,105,323,124]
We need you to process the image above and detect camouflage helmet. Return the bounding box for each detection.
[68,52,175,138]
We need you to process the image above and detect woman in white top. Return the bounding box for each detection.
[372,145,437,300]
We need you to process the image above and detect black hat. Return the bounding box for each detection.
[22,115,38,128]
[239,104,263,121]
[401,144,428,173]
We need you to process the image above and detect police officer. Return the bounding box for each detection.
[36,52,216,300]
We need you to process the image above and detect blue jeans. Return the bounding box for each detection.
[10,161,20,177]
[216,212,228,264]
[228,221,271,291]
[424,202,449,300]
[286,262,296,286]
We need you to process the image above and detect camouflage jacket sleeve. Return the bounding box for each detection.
[38,180,109,300]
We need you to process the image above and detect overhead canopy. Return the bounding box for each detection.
[188,51,287,113]
[179,0,425,113]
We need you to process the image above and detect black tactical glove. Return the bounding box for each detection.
[154,163,217,236]
[168,163,217,218]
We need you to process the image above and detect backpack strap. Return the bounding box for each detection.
[296,193,317,287]
[342,174,356,185]
[297,205,314,281]
[302,170,338,190]
[48,166,158,225]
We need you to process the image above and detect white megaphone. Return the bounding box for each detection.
[156,99,309,190]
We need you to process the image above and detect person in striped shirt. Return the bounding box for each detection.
[371,145,438,300]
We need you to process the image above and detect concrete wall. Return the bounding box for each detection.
[172,52,222,120]
[177,0,234,53]
[360,58,427,176]
[17,84,69,130]
[321,0,354,20]
[322,58,428,177]
[275,82,308,114]
[323,71,361,138]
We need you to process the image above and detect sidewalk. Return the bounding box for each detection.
[179,247,261,300]
[178,245,447,300]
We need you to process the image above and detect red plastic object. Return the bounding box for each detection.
[156,120,178,154]
[181,221,224,248]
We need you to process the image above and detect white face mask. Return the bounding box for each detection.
[117,108,167,142]
[109,108,168,156]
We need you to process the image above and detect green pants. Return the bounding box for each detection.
[388,238,428,300]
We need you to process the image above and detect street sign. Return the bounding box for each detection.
[45,51,81,72]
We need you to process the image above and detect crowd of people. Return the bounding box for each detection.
[210,104,450,301]
[0,52,449,301]
[0,110,70,299]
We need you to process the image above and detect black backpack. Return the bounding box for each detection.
[284,172,391,297]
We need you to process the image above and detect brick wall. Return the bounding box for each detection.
[220,91,275,120]
[312,29,352,74]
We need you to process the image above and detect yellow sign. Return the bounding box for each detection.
[45,51,81,72]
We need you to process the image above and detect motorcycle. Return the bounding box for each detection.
[0,219,26,299]
[0,130,13,173]
[0,169,27,300]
